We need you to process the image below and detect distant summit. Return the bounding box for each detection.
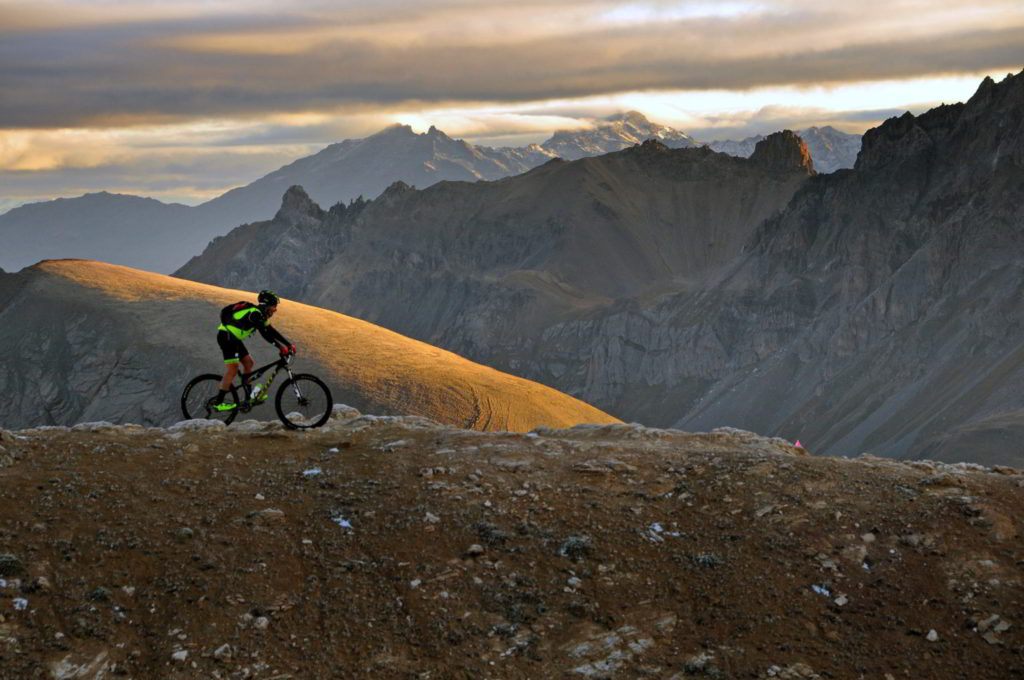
[540,111,697,160]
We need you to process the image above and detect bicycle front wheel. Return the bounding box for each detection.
[181,374,240,424]
[275,374,333,429]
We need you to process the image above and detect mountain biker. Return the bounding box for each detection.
[212,289,297,411]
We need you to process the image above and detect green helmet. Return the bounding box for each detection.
[257,289,280,306]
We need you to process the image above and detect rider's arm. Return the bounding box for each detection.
[258,323,290,348]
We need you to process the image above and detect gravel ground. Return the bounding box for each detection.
[1,414,1022,679]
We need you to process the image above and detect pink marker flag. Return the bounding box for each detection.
[795,440,803,448]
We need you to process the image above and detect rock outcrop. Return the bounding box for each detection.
[708,125,862,173]
[750,130,815,173]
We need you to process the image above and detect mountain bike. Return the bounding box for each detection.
[180,354,333,429]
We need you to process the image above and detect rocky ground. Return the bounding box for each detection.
[0,411,1022,679]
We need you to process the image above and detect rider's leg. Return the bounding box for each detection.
[239,355,254,386]
[218,361,239,391]
[217,331,244,393]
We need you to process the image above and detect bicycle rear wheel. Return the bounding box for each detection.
[181,374,240,424]
[275,374,333,429]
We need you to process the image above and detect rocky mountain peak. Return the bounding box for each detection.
[274,185,325,223]
[376,181,416,204]
[426,125,451,140]
[749,130,814,174]
[856,69,1023,173]
[373,123,416,138]
[961,69,1023,124]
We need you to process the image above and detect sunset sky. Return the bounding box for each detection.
[1,0,1022,211]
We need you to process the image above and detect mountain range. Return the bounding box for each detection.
[175,70,1024,467]
[0,259,618,430]
[0,113,859,274]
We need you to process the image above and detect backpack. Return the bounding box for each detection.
[220,301,252,326]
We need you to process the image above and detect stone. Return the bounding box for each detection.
[0,554,24,577]
[249,508,286,523]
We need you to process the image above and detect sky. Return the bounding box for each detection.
[1,0,1022,210]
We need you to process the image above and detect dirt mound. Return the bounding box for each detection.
[0,260,620,432]
[0,415,1021,679]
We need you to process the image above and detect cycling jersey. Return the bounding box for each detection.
[217,303,290,346]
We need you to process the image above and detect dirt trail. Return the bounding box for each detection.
[0,416,1021,679]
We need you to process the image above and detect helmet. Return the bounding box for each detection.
[257,289,280,306]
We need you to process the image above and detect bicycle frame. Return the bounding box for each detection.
[236,354,296,409]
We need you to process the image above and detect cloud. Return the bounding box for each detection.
[2,1,1021,205]
[1,1,1021,128]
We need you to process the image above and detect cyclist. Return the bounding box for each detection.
[212,289,296,411]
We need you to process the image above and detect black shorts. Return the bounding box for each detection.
[217,330,249,365]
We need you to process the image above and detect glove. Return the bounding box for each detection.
[279,344,297,356]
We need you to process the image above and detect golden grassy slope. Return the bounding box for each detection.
[38,259,621,431]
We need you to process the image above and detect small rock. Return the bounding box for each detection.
[557,535,593,561]
[834,595,849,607]
[977,614,1001,632]
[424,512,441,524]
[253,616,270,630]
[249,508,285,523]
[122,586,136,596]
[683,652,715,673]
[692,553,723,568]
[466,544,485,557]
[87,587,110,602]
[213,643,233,660]
[174,527,195,541]
[0,554,23,577]
[33,576,52,592]
[170,650,188,663]
[926,629,939,642]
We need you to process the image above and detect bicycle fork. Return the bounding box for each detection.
[285,368,309,405]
